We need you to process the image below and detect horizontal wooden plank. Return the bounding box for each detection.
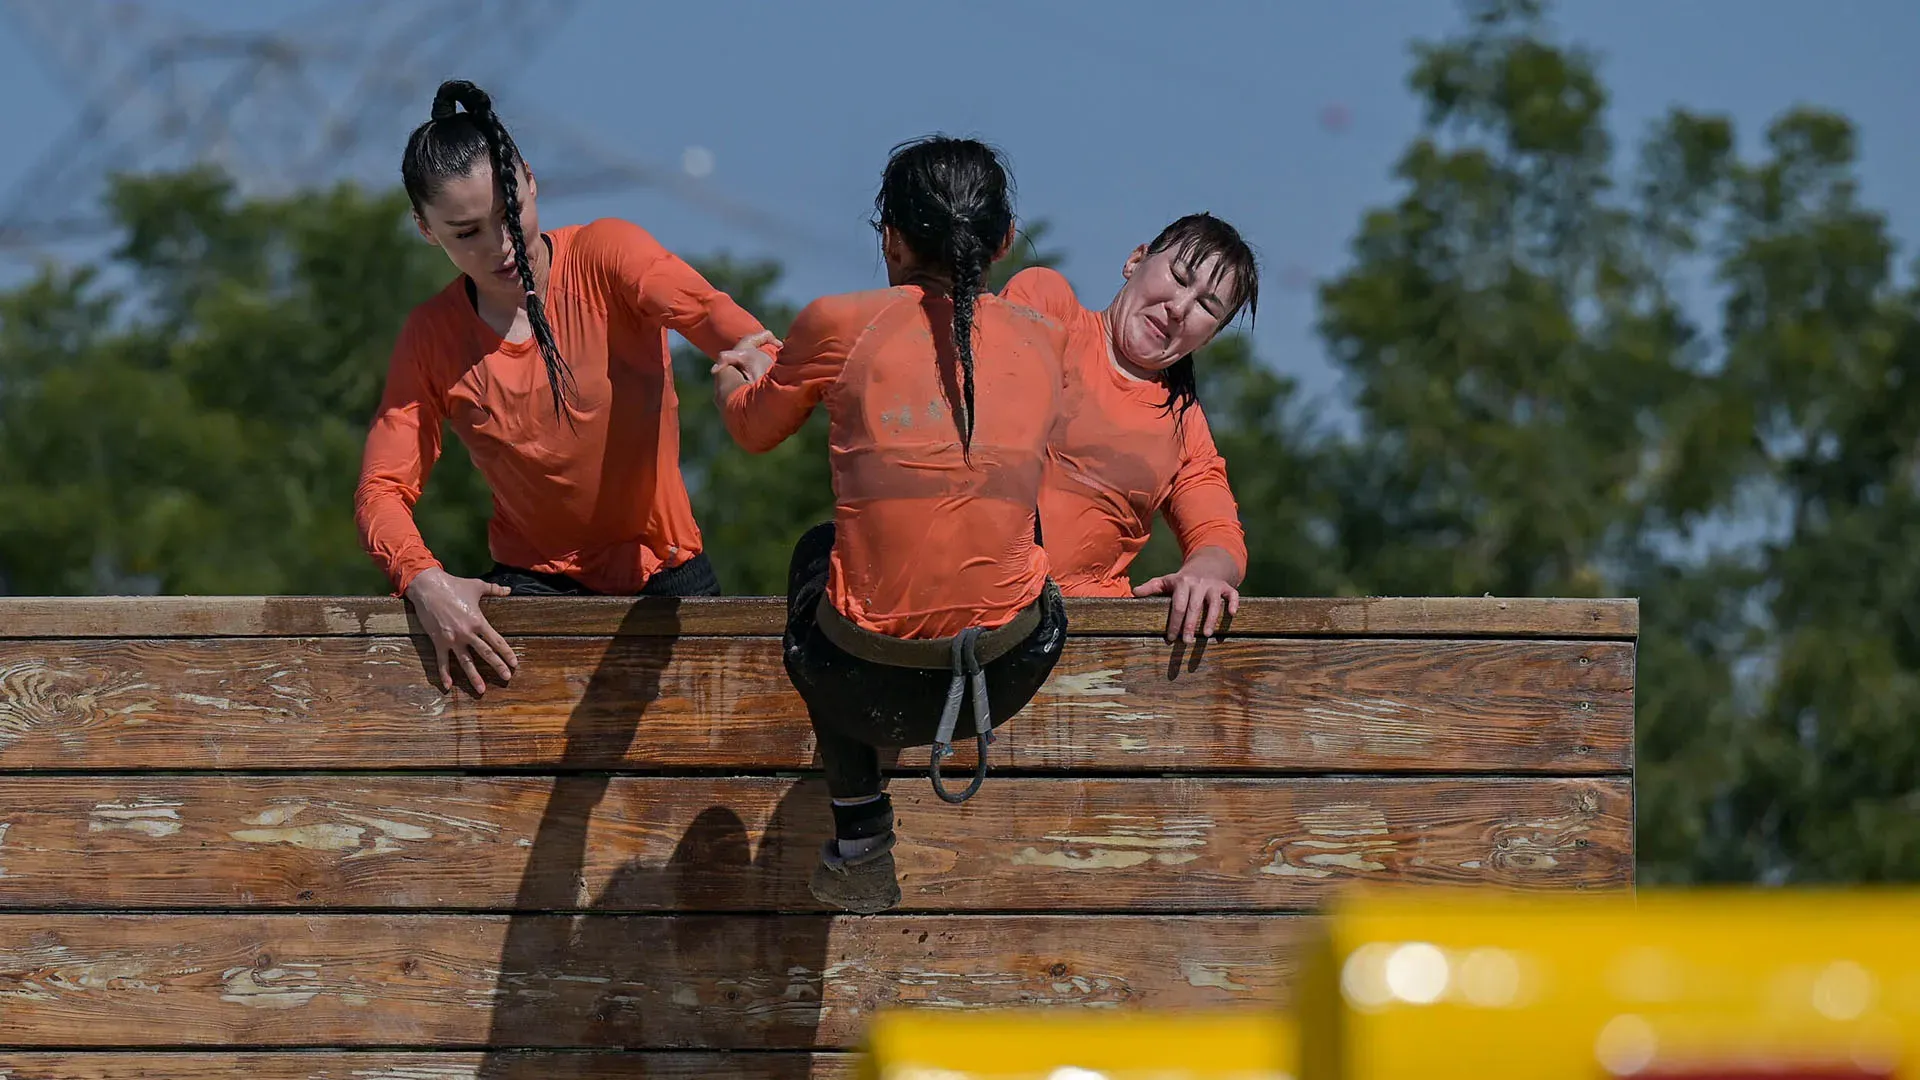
[0,637,1633,773]
[0,595,1639,639]
[0,776,1630,910]
[0,1052,854,1079]
[0,914,1305,1048]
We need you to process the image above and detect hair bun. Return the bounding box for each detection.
[430,79,491,121]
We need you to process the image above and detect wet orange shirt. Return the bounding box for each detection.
[356,218,774,595]
[722,287,1066,638]
[1002,267,1247,597]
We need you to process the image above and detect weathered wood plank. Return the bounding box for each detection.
[0,776,1630,910]
[0,595,1639,639]
[0,914,1305,1048]
[0,1052,855,1079]
[0,638,1633,772]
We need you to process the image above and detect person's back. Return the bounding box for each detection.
[728,284,1061,638]
[712,134,1072,915]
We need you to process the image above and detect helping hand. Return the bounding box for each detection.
[711,330,780,382]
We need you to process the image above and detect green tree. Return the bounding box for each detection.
[0,169,492,595]
[1311,0,1920,882]
[1655,109,1920,881]
[1316,0,1703,600]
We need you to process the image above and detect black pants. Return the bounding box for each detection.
[782,522,1068,802]
[481,553,722,597]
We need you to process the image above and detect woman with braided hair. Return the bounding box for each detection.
[713,135,1070,913]
[356,80,780,697]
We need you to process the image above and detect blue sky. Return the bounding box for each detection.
[0,0,1914,409]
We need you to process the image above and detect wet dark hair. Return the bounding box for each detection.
[1141,213,1259,417]
[402,79,574,421]
[873,135,1014,461]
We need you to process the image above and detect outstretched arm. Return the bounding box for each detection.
[717,295,855,453]
[1135,409,1248,643]
[355,327,518,695]
[598,218,782,365]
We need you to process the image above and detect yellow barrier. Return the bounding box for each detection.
[1298,888,1920,1079]
[860,1009,1296,1080]
[861,888,1920,1080]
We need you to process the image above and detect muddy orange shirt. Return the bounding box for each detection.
[355,218,774,595]
[722,286,1066,638]
[1002,267,1248,597]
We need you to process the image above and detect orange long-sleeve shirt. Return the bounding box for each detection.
[355,218,774,595]
[722,286,1066,639]
[1002,267,1248,597]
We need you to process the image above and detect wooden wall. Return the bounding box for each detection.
[0,595,1636,1078]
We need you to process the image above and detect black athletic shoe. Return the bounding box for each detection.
[808,832,902,914]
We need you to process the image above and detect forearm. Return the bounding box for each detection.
[354,481,442,596]
[719,378,810,453]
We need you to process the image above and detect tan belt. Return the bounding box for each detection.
[812,590,1050,804]
[812,593,1043,669]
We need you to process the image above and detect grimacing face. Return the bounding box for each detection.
[1108,243,1239,372]
[413,160,542,302]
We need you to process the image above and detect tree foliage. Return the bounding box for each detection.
[1,0,1914,883]
[0,169,493,595]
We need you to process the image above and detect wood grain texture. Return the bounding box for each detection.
[0,637,1633,773]
[0,776,1630,910]
[0,914,1305,1048]
[0,1052,855,1079]
[0,595,1639,639]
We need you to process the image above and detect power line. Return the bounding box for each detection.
[0,0,854,264]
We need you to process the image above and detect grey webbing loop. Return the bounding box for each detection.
[929,626,993,804]
[809,592,1048,805]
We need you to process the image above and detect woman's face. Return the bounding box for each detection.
[413,160,542,302]
[1107,244,1240,372]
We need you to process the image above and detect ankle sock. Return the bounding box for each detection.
[829,793,893,860]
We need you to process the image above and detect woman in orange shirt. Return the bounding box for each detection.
[355,80,779,697]
[713,136,1069,913]
[1002,214,1259,644]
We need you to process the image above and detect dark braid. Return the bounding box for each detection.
[402,79,575,421]
[874,136,1014,462]
[947,227,987,457]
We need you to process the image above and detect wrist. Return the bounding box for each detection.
[405,567,451,599]
[1181,546,1244,586]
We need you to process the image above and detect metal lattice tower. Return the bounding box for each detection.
[0,0,838,260]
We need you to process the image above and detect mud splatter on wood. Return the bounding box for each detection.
[0,592,1636,1061]
[87,801,183,839]
[0,777,1629,909]
[0,638,1632,773]
[0,913,1310,1048]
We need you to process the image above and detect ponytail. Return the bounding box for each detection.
[403,80,575,422]
[874,136,1015,462]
